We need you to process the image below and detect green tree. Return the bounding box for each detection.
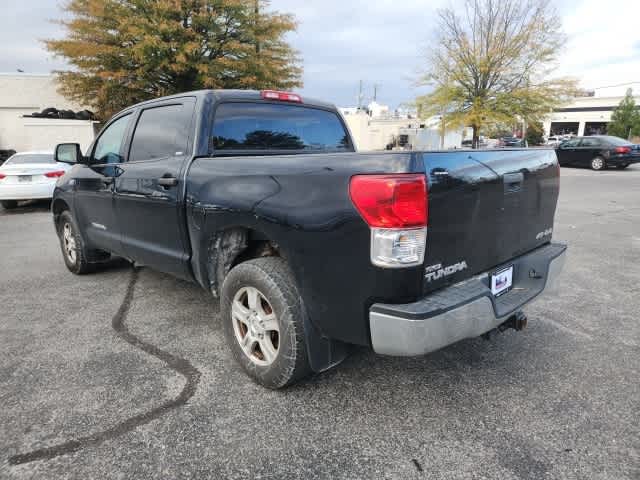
[607,89,640,139]
[417,0,577,148]
[525,121,544,146]
[46,0,302,120]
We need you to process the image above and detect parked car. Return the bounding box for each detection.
[499,136,525,147]
[51,89,566,388]
[461,138,487,148]
[556,135,640,170]
[0,151,71,209]
[545,136,563,147]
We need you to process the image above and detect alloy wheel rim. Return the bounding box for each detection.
[592,157,603,170]
[63,223,77,263]
[231,286,280,366]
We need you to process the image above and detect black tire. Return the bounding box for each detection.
[56,210,94,274]
[616,164,629,170]
[590,156,606,171]
[221,257,311,389]
[1,200,18,209]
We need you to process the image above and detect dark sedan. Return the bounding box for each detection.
[556,135,640,170]
[499,136,525,147]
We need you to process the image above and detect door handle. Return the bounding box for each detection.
[157,176,178,188]
[503,172,524,194]
[102,177,114,185]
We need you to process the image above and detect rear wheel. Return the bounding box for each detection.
[590,156,606,171]
[1,200,18,209]
[591,157,607,170]
[221,257,311,388]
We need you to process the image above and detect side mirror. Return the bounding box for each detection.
[55,143,84,164]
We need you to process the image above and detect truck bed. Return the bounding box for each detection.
[187,148,560,347]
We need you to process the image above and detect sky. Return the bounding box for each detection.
[1,0,639,108]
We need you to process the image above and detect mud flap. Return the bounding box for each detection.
[301,302,350,372]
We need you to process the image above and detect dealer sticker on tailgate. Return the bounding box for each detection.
[491,265,513,297]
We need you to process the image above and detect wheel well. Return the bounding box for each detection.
[232,236,281,267]
[52,199,70,229]
[207,228,281,297]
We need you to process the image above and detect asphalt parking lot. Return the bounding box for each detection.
[1,165,639,479]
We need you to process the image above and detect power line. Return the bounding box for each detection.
[592,81,640,90]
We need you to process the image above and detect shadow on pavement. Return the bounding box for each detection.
[0,199,51,216]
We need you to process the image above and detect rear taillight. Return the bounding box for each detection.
[614,146,631,154]
[260,90,302,103]
[0,174,5,180]
[44,170,65,178]
[349,174,427,227]
[350,174,427,268]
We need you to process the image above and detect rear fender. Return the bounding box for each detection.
[200,222,348,373]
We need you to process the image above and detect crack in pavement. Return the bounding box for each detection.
[8,267,202,465]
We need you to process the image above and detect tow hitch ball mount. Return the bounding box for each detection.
[481,311,528,341]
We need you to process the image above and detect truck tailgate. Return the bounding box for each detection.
[421,148,559,293]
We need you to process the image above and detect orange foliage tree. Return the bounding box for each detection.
[46,0,302,119]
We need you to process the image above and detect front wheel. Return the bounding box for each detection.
[590,156,606,170]
[56,210,93,274]
[221,257,311,389]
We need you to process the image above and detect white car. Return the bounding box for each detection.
[0,151,71,209]
[545,136,563,147]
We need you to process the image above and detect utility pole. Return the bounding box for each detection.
[357,80,364,110]
[373,84,380,102]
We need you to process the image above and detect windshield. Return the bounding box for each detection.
[5,154,54,165]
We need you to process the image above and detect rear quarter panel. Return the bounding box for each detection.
[186,152,425,346]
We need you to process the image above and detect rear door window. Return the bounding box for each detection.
[579,138,602,147]
[561,138,581,148]
[129,103,193,162]
[211,103,353,153]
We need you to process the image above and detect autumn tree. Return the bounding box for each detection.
[417,0,577,148]
[525,120,544,146]
[607,89,640,139]
[46,0,302,120]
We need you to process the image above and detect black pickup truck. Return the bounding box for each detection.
[52,89,566,388]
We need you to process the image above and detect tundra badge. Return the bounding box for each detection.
[424,261,468,282]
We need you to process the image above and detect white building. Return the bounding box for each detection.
[341,108,463,151]
[544,95,640,138]
[367,101,390,118]
[0,73,97,153]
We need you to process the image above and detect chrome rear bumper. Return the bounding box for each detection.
[369,243,567,356]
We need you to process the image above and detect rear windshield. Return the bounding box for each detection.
[211,103,353,153]
[5,154,54,165]
[601,136,632,146]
